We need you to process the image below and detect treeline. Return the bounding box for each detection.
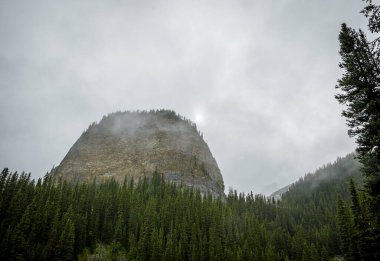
[0,155,360,261]
[81,109,205,142]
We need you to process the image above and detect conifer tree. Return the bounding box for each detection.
[56,213,75,261]
[335,1,380,258]
[337,195,352,256]
[61,221,75,259]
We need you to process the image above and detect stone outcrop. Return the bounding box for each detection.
[51,110,224,196]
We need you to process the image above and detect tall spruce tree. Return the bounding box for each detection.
[335,0,380,258]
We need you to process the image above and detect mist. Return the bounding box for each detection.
[0,0,366,194]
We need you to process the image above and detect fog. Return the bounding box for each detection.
[0,0,367,194]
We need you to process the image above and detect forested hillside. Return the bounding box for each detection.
[279,153,362,258]
[281,153,361,208]
[0,154,362,260]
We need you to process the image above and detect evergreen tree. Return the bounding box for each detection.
[335,1,380,258]
[336,4,380,202]
[56,213,75,261]
[337,195,352,256]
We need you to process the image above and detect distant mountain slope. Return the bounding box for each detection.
[273,153,362,250]
[263,153,363,256]
[270,153,361,200]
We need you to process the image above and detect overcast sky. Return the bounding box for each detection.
[0,0,368,194]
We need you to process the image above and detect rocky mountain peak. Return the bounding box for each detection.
[51,109,225,196]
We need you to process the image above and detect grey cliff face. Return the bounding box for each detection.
[52,110,225,196]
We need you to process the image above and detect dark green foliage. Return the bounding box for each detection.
[336,21,380,204]
[277,154,362,259]
[0,155,362,260]
[335,1,380,259]
[337,195,352,255]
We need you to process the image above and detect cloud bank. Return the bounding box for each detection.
[0,0,366,194]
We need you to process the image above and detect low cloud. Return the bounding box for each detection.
[0,0,365,194]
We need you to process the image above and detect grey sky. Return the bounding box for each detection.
[0,0,367,194]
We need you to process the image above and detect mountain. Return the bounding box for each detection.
[51,109,224,196]
[271,153,363,254]
[270,153,362,200]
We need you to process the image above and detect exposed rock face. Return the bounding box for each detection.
[52,110,224,196]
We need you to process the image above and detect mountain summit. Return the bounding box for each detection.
[51,110,224,196]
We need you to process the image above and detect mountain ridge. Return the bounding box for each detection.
[270,153,361,199]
